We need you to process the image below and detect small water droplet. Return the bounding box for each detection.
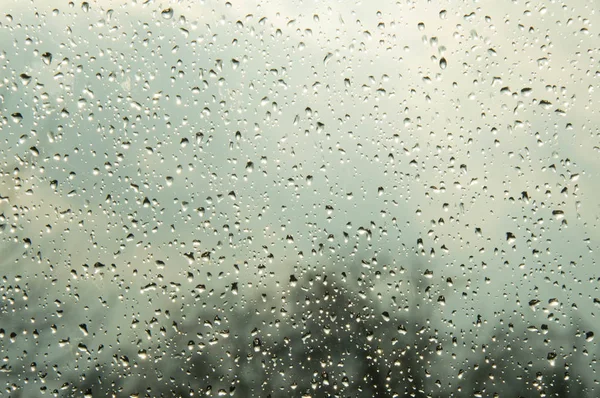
[585,331,594,342]
[11,113,23,123]
[253,338,261,352]
[161,8,174,19]
[506,232,516,244]
[19,73,32,85]
[41,52,52,65]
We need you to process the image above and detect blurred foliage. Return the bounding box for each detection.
[0,244,596,397]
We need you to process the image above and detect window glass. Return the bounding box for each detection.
[1,1,598,396]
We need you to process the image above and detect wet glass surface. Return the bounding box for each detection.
[0,1,598,396]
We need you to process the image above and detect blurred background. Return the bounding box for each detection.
[0,0,598,396]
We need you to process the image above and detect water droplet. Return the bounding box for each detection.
[506,232,516,244]
[19,73,32,85]
[161,8,174,19]
[529,299,540,310]
[552,210,565,220]
[41,52,52,65]
[11,113,23,123]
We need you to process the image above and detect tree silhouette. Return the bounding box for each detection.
[0,244,596,397]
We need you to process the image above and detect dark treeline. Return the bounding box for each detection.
[0,244,596,397]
